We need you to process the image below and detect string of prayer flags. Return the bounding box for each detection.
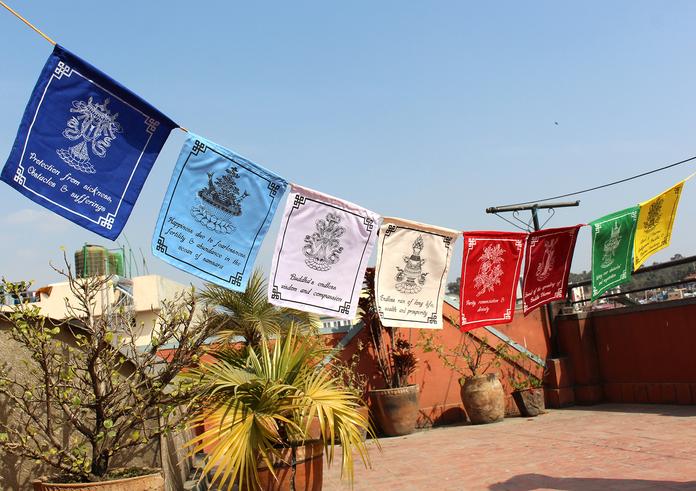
[522,225,582,315]
[268,184,379,319]
[460,231,527,331]
[590,206,639,300]
[375,218,459,329]
[633,180,685,270]
[152,134,287,291]
[2,9,696,307]
[0,45,176,239]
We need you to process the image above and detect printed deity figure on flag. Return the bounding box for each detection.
[1,45,176,239]
[590,206,639,300]
[460,231,527,331]
[268,185,379,320]
[152,134,287,291]
[522,226,581,315]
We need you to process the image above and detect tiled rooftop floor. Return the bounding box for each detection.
[324,404,696,490]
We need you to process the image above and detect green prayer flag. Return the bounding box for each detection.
[590,206,639,300]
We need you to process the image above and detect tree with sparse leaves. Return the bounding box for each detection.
[446,277,460,295]
[0,260,217,483]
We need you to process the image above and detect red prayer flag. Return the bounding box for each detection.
[521,225,582,315]
[460,231,527,332]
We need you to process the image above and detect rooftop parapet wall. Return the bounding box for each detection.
[556,297,696,405]
[325,300,550,427]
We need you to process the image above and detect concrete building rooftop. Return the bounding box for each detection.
[1,274,192,346]
[324,404,696,491]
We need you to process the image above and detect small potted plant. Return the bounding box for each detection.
[331,341,371,440]
[0,261,217,490]
[359,269,419,437]
[420,318,508,425]
[508,353,546,417]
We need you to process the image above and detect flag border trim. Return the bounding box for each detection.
[374,223,454,326]
[11,65,157,231]
[270,194,375,315]
[460,235,526,329]
[521,226,579,314]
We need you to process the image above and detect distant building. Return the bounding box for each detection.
[319,315,355,334]
[1,245,193,346]
[2,274,192,346]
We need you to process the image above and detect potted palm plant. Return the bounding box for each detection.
[420,318,508,425]
[198,269,316,349]
[0,261,217,490]
[188,326,373,491]
[360,268,419,437]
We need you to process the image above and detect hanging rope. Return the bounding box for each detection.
[501,155,696,208]
[492,212,530,232]
[0,2,55,45]
[0,2,191,134]
[3,1,696,216]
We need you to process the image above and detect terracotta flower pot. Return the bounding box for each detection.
[512,387,545,417]
[256,442,324,491]
[460,374,505,424]
[32,470,164,491]
[369,384,419,436]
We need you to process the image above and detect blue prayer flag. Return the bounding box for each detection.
[152,134,287,291]
[1,45,176,239]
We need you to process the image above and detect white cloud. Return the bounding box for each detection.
[3,208,70,232]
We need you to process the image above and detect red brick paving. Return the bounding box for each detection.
[323,404,696,490]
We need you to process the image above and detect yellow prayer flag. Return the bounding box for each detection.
[633,180,685,270]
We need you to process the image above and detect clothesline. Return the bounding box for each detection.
[0,1,55,45]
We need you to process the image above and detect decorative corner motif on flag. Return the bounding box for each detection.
[268,184,380,320]
[460,231,528,331]
[0,45,176,239]
[151,134,287,292]
[590,206,639,301]
[374,218,459,329]
[521,225,581,315]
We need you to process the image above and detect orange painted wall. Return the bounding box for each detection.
[556,298,696,404]
[162,299,550,434]
[328,301,550,427]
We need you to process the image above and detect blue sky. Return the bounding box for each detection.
[2,1,696,287]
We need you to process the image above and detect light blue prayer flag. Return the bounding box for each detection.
[1,45,176,239]
[152,134,287,291]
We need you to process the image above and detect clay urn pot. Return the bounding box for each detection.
[512,387,545,417]
[369,384,419,436]
[460,373,505,424]
[32,470,164,491]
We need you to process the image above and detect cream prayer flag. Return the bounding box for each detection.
[633,180,684,270]
[375,217,458,329]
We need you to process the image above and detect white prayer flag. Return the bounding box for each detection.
[268,184,380,319]
[375,217,459,329]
